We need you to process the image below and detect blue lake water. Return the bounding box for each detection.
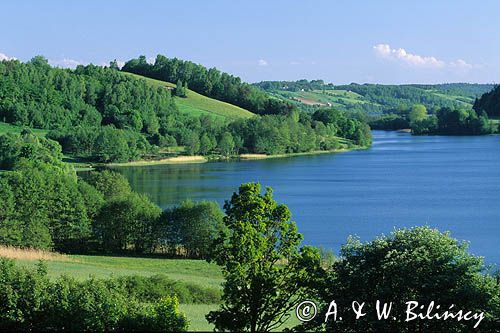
[115,131,500,264]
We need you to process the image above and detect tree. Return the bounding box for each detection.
[0,178,21,246]
[166,200,225,258]
[175,79,187,97]
[109,59,120,70]
[95,193,161,253]
[77,180,105,221]
[199,133,215,155]
[302,226,499,332]
[409,104,427,127]
[206,183,321,332]
[218,132,235,157]
[94,126,130,163]
[473,84,500,117]
[184,134,200,155]
[85,170,131,200]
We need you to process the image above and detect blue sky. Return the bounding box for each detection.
[1,0,498,84]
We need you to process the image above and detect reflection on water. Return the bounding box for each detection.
[106,131,500,264]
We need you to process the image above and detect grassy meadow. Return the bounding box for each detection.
[123,72,255,120]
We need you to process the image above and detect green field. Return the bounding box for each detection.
[429,90,474,105]
[124,72,255,120]
[17,254,223,288]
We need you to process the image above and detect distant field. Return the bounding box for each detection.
[124,72,254,120]
[273,89,380,109]
[429,90,474,105]
[0,122,48,136]
[265,84,484,113]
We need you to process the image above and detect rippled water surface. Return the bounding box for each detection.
[114,131,500,264]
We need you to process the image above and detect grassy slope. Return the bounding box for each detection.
[123,72,254,120]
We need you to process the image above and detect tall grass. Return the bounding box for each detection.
[0,245,74,262]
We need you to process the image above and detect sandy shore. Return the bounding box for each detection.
[104,147,361,168]
[108,155,207,167]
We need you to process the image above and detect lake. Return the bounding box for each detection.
[114,131,500,264]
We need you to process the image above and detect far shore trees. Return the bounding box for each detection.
[409,104,427,126]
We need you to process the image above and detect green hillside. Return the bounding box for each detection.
[255,81,494,114]
[124,72,254,120]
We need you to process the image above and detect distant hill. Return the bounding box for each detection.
[122,55,296,116]
[124,72,254,120]
[254,81,494,114]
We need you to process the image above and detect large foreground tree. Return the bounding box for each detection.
[206,183,321,332]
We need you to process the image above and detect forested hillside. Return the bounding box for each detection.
[474,84,500,117]
[0,57,372,163]
[122,55,296,116]
[123,72,254,120]
[255,80,494,114]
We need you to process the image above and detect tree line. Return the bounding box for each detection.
[0,131,225,255]
[255,80,494,115]
[368,104,497,135]
[0,57,372,163]
[474,84,500,117]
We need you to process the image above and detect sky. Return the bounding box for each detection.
[1,0,499,84]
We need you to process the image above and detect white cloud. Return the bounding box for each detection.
[0,52,16,61]
[289,61,300,65]
[449,59,475,69]
[258,59,268,66]
[373,43,477,70]
[50,58,82,69]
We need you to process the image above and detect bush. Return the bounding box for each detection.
[117,274,221,304]
[0,258,189,331]
[302,226,500,332]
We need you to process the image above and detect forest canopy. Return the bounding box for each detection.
[0,57,372,163]
[474,84,500,117]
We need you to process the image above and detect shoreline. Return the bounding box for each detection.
[101,146,363,168]
[107,155,208,167]
[239,147,357,160]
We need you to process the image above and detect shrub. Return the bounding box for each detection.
[0,258,189,331]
